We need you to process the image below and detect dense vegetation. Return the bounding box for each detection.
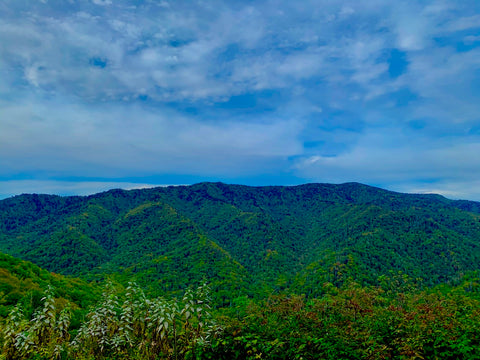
[1,182,480,299]
[0,252,98,320]
[2,273,480,359]
[1,182,480,358]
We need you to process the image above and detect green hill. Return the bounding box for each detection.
[1,182,480,300]
[0,252,98,318]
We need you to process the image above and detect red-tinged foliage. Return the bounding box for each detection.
[208,279,480,360]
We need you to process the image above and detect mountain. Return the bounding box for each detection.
[1,182,480,300]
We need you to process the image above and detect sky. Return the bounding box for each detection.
[1,0,480,201]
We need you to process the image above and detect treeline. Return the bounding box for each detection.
[2,274,480,359]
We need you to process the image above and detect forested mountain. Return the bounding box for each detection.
[1,182,480,300]
[3,182,480,359]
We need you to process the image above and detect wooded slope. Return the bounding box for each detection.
[1,182,480,298]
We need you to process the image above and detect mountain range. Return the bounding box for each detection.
[1,182,480,302]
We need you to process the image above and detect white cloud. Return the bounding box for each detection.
[294,128,480,200]
[92,0,112,6]
[24,64,41,87]
[445,14,480,32]
[0,0,471,106]
[0,95,304,178]
[1,0,480,200]
[391,179,480,202]
[400,47,480,125]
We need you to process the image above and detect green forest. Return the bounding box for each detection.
[1,182,480,359]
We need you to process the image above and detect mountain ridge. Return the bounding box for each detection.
[1,182,480,300]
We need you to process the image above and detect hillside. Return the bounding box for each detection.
[0,251,98,320]
[1,182,480,299]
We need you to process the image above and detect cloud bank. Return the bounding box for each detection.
[1,0,480,200]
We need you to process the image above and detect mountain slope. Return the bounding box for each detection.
[0,251,98,318]
[1,182,480,298]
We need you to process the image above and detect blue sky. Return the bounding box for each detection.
[1,0,480,200]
